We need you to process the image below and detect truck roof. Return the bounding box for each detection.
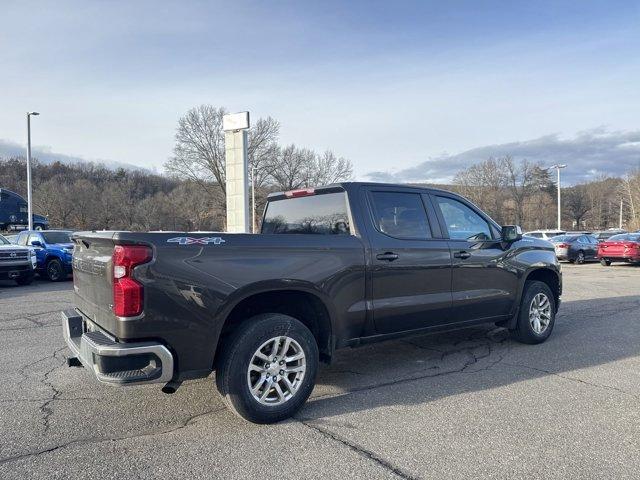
[267,182,455,199]
[0,188,25,199]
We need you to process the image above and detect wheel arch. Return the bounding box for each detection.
[508,267,561,329]
[214,284,335,367]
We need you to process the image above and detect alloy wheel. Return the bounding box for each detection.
[247,336,306,406]
[529,293,551,334]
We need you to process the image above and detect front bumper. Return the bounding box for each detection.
[61,309,174,385]
[0,264,34,280]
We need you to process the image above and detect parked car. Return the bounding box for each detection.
[0,188,49,231]
[593,229,627,242]
[62,182,562,423]
[524,229,566,240]
[15,230,74,281]
[549,234,599,263]
[0,233,36,285]
[597,233,640,266]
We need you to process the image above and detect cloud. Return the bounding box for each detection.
[366,128,640,185]
[0,139,149,172]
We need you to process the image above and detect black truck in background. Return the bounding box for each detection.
[0,188,49,231]
[62,182,561,423]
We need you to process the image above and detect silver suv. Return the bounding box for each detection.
[0,234,36,285]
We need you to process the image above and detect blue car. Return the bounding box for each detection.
[15,230,73,281]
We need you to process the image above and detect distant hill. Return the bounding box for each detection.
[0,139,150,172]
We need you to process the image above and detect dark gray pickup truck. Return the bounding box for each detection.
[62,182,561,423]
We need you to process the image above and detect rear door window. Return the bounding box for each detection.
[262,192,350,234]
[369,192,432,240]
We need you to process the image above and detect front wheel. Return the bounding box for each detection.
[45,259,65,281]
[16,276,34,286]
[576,251,585,264]
[215,313,319,424]
[600,258,611,266]
[510,280,556,344]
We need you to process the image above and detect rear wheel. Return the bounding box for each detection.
[45,258,64,281]
[215,313,319,424]
[600,258,611,266]
[576,250,585,264]
[510,280,556,344]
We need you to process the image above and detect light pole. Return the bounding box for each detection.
[251,166,257,233]
[548,164,566,231]
[26,112,40,231]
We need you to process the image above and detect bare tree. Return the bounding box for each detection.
[563,185,592,229]
[164,105,280,196]
[454,157,507,222]
[501,156,549,226]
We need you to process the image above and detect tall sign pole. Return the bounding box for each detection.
[26,112,40,231]
[548,164,566,231]
[223,112,250,233]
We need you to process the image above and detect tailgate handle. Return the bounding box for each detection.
[376,252,399,262]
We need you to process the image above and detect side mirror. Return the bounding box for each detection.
[30,240,43,248]
[501,225,523,242]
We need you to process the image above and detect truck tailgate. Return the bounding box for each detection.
[71,233,118,333]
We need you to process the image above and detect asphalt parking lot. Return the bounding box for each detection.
[1,263,639,479]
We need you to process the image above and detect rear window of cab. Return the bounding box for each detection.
[261,192,350,235]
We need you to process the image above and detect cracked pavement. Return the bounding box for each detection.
[1,263,639,479]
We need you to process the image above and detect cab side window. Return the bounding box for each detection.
[436,196,492,241]
[17,232,29,246]
[370,192,432,240]
[27,233,42,246]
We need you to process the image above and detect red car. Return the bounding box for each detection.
[597,233,640,266]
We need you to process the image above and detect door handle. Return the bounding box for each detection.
[376,252,399,262]
[453,250,471,259]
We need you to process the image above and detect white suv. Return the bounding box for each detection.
[524,230,566,241]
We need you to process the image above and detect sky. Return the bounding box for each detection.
[1,0,639,184]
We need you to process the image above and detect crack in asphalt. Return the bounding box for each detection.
[298,419,421,480]
[0,407,226,466]
[501,361,640,400]
[39,348,68,432]
[310,329,509,405]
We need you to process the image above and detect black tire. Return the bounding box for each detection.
[34,224,45,231]
[215,313,319,424]
[45,258,65,281]
[600,258,611,266]
[15,276,34,286]
[510,280,556,345]
[576,250,585,264]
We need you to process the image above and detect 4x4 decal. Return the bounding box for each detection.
[167,237,226,245]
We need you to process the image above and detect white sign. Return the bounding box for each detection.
[223,111,250,131]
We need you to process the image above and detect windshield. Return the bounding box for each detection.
[42,231,72,244]
[0,235,9,245]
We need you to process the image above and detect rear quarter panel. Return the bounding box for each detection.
[89,232,366,375]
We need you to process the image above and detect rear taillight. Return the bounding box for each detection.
[557,243,569,248]
[113,245,152,317]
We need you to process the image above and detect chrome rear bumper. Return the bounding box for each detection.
[61,309,174,385]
